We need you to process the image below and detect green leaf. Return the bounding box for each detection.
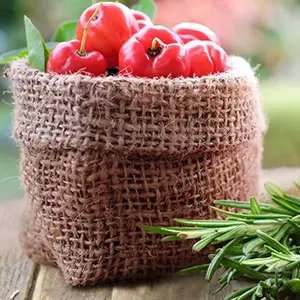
[192,232,220,251]
[292,266,300,278]
[222,258,267,280]
[286,278,300,293]
[177,228,218,239]
[271,195,300,215]
[24,16,48,71]
[265,259,289,273]
[161,235,181,242]
[273,223,292,242]
[254,284,263,297]
[294,215,300,222]
[215,199,254,210]
[44,44,50,66]
[264,182,286,198]
[250,197,262,214]
[52,20,77,42]
[252,220,284,225]
[268,248,294,262]
[212,207,291,220]
[215,226,246,243]
[206,238,240,281]
[174,218,246,228]
[242,223,289,254]
[283,260,300,271]
[215,199,291,215]
[177,264,209,275]
[225,245,244,256]
[131,0,156,20]
[236,286,258,300]
[226,269,238,284]
[243,235,268,255]
[219,268,235,284]
[224,285,257,300]
[141,225,182,235]
[256,230,292,255]
[285,194,300,207]
[242,257,278,266]
[0,48,28,64]
[260,279,273,289]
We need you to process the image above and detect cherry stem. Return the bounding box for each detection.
[147,37,166,57]
[78,3,101,56]
[151,37,166,51]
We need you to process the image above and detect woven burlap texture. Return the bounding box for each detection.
[10,57,264,286]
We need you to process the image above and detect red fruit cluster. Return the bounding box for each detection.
[47,2,230,78]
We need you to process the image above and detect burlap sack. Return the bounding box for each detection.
[10,57,264,286]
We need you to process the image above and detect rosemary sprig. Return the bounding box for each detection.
[142,182,300,300]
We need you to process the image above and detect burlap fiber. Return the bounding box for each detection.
[10,57,264,286]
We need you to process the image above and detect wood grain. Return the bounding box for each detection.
[29,267,249,300]
[0,250,36,300]
[23,264,248,300]
[0,199,24,251]
[31,266,112,300]
[111,273,249,300]
[0,247,37,300]
[0,199,36,300]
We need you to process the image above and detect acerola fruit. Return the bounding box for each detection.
[185,40,230,77]
[173,22,220,45]
[47,40,107,76]
[119,25,190,78]
[132,9,152,29]
[76,2,139,68]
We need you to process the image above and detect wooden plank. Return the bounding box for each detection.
[0,250,37,300]
[29,267,248,300]
[31,266,112,300]
[0,199,25,251]
[110,273,249,300]
[0,200,37,300]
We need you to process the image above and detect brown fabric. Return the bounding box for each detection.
[10,57,264,286]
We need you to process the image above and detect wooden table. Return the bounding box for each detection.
[1,168,299,300]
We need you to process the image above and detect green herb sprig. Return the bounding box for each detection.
[143,182,300,300]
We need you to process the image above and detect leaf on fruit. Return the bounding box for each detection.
[24,16,48,71]
[132,0,156,20]
[52,20,78,42]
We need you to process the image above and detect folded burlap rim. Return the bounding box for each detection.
[10,56,264,157]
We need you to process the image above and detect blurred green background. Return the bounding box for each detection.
[0,0,300,202]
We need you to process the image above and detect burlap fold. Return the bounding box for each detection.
[10,57,264,286]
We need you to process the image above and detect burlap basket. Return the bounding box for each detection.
[10,57,264,286]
